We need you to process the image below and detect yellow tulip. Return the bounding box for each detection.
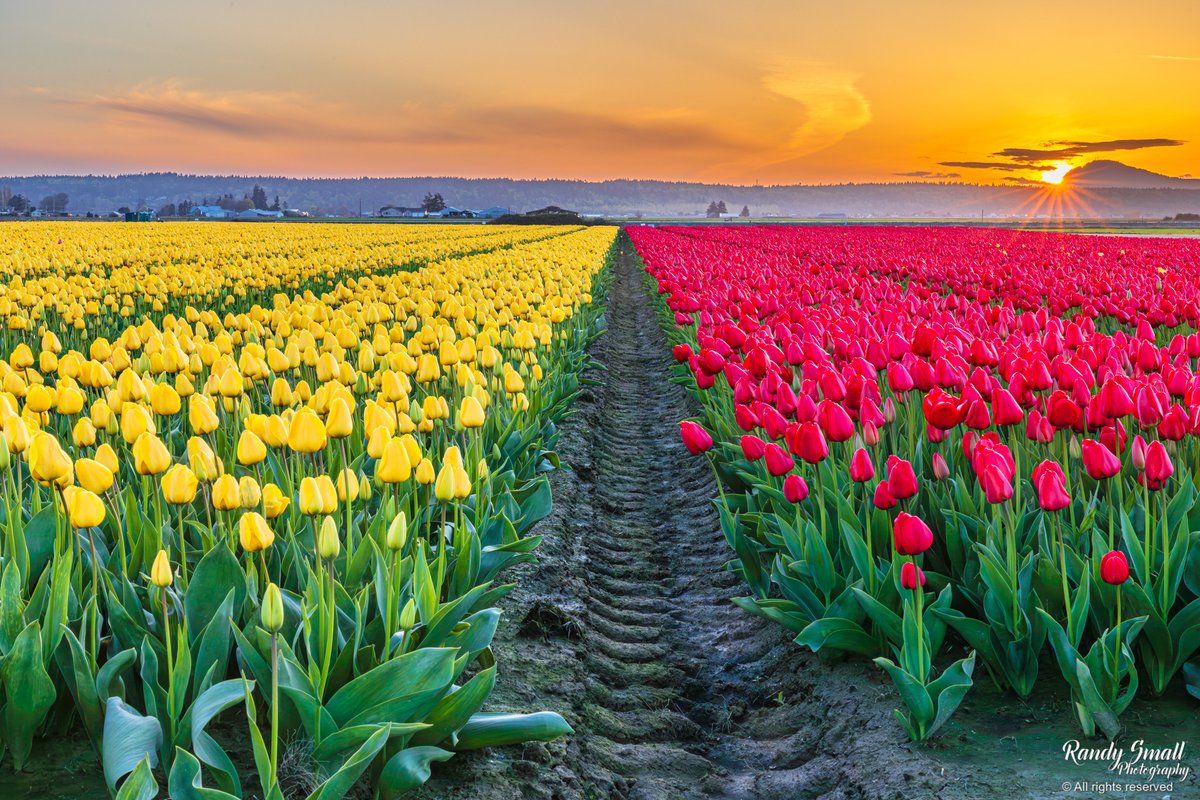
[336,468,359,502]
[188,396,220,435]
[459,395,485,429]
[161,464,199,505]
[212,474,241,511]
[25,384,53,414]
[239,511,275,552]
[239,476,262,509]
[120,403,155,444]
[149,383,181,415]
[65,486,106,528]
[434,462,457,502]
[315,475,338,514]
[377,438,412,484]
[187,437,220,481]
[237,430,267,466]
[74,458,114,494]
[298,476,324,515]
[72,417,97,448]
[28,432,72,484]
[262,483,290,519]
[386,511,407,552]
[150,549,173,587]
[132,433,172,476]
[415,457,435,485]
[326,397,353,438]
[288,409,326,453]
[95,442,119,474]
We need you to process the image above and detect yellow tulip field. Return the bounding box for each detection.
[0,222,617,798]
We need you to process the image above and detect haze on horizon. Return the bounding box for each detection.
[2,0,1197,186]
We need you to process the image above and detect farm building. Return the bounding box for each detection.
[191,205,235,219]
[379,206,425,218]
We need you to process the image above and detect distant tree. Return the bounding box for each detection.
[705,201,719,218]
[251,185,269,210]
[0,187,11,208]
[117,206,132,215]
[157,203,177,217]
[717,200,727,215]
[739,205,750,218]
[177,199,194,216]
[39,193,69,214]
[6,194,27,213]
[233,197,254,212]
[218,194,238,211]
[421,192,446,213]
[271,195,282,211]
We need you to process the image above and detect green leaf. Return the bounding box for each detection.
[2,621,56,769]
[1074,660,1120,740]
[453,711,573,750]
[185,544,246,640]
[103,696,163,790]
[114,755,159,800]
[377,747,455,799]
[925,651,976,739]
[795,617,878,657]
[324,647,456,728]
[168,747,240,800]
[305,725,391,800]
[411,666,497,746]
[188,679,252,796]
[0,560,26,653]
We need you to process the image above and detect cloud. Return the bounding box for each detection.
[1003,176,1045,186]
[939,160,1055,172]
[993,138,1184,162]
[1143,54,1199,61]
[762,61,872,157]
[894,170,960,179]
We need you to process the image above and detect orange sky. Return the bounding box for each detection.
[1,0,1197,184]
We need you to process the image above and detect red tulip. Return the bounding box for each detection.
[873,480,897,510]
[789,421,829,464]
[1100,550,1130,585]
[1140,440,1174,490]
[849,448,875,483]
[1046,390,1082,431]
[764,443,796,477]
[740,435,766,462]
[1033,461,1071,511]
[679,421,713,455]
[1081,439,1122,480]
[900,560,926,590]
[1131,435,1147,470]
[991,388,1025,427]
[922,389,965,430]
[980,462,1014,504]
[893,512,934,555]
[783,473,808,503]
[818,400,855,443]
[671,343,694,363]
[886,456,918,499]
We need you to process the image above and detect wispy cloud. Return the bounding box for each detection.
[1143,54,1199,61]
[762,61,872,157]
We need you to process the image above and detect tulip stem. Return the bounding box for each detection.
[1056,514,1074,645]
[1161,488,1170,612]
[270,631,279,791]
[162,589,175,742]
[1113,587,1122,691]
[913,556,926,683]
[177,506,189,588]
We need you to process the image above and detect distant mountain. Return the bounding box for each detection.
[2,171,1199,218]
[1064,160,1198,189]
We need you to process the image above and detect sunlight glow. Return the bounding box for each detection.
[1040,161,1073,185]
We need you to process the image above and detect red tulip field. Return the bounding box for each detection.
[631,224,1200,746]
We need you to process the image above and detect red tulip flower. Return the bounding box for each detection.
[740,435,766,462]
[679,421,713,455]
[849,448,875,483]
[783,473,809,503]
[980,461,1014,504]
[991,387,1025,427]
[900,560,927,590]
[671,343,694,363]
[873,480,897,510]
[1032,460,1071,512]
[1081,439,1121,480]
[886,456,919,499]
[1100,550,1130,585]
[789,421,829,464]
[764,443,796,477]
[1140,440,1174,490]
[893,512,934,555]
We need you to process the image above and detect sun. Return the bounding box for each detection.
[1040,161,1073,185]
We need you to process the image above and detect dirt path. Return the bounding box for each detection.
[417,238,1200,800]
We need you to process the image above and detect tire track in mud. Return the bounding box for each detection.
[417,239,968,800]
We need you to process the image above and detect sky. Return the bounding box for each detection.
[1,0,1197,185]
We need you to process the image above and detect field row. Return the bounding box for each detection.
[0,222,617,798]
[632,224,1200,742]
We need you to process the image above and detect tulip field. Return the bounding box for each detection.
[0,222,617,798]
[634,224,1200,744]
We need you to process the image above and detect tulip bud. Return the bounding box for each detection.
[386,511,408,552]
[931,453,950,481]
[318,516,341,559]
[262,483,290,519]
[679,421,713,455]
[900,560,926,591]
[150,549,173,587]
[239,476,262,509]
[261,582,284,632]
[399,598,417,630]
[1099,550,1130,586]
